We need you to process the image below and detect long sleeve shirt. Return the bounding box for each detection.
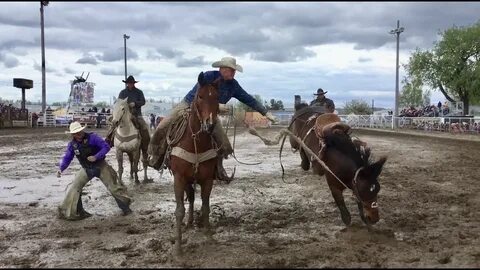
[59,132,110,172]
[310,97,335,113]
[118,87,146,116]
[183,71,267,115]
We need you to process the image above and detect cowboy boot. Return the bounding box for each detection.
[215,150,235,183]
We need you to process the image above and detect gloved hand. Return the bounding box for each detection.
[87,156,97,162]
[219,104,231,114]
[265,112,278,124]
[56,170,62,178]
[129,102,135,108]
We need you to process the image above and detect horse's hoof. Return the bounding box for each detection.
[134,180,140,185]
[174,245,183,258]
[203,228,215,237]
[301,160,310,171]
[341,214,351,226]
[143,178,154,184]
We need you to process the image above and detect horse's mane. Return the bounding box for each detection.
[295,102,309,111]
[323,132,371,167]
[292,104,327,120]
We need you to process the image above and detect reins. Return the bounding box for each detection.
[224,105,262,166]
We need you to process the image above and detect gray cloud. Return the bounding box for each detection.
[99,47,138,62]
[156,48,184,59]
[1,2,479,62]
[0,52,20,68]
[176,56,208,68]
[64,67,76,74]
[253,48,316,63]
[76,53,98,65]
[33,61,57,73]
[100,66,142,76]
[358,57,372,63]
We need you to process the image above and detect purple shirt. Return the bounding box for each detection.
[59,132,110,172]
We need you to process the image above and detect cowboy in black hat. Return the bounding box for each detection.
[111,75,150,162]
[310,88,335,113]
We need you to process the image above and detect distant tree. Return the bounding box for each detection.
[268,99,284,110]
[403,21,480,115]
[93,101,108,108]
[400,76,431,108]
[344,99,373,115]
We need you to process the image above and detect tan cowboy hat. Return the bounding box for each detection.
[66,121,86,134]
[122,75,138,83]
[212,56,243,72]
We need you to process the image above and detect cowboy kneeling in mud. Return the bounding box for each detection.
[57,121,132,220]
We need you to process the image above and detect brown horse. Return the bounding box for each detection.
[169,72,220,256]
[290,103,387,226]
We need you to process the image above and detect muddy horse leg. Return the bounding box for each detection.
[186,183,195,228]
[357,201,369,225]
[142,148,152,183]
[327,177,351,226]
[300,148,310,171]
[116,149,124,186]
[200,179,214,236]
[174,174,186,256]
[134,148,141,184]
[128,151,140,184]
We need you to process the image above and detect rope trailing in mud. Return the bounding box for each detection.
[225,106,262,166]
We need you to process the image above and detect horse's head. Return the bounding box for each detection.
[353,156,387,224]
[192,72,220,133]
[112,97,130,126]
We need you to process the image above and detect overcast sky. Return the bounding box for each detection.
[0,2,479,109]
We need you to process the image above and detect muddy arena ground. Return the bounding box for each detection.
[0,126,479,268]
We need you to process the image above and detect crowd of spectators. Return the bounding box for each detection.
[399,104,450,117]
[404,120,479,134]
[80,106,110,114]
[0,103,29,128]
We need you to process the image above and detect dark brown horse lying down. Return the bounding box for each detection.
[249,104,387,227]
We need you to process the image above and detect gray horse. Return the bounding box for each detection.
[111,98,149,184]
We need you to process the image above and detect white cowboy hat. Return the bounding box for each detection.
[66,121,86,134]
[212,56,243,72]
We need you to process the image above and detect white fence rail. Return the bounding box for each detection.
[272,113,480,135]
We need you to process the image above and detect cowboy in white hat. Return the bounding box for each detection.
[57,121,132,220]
[110,75,150,163]
[310,88,335,113]
[148,56,278,180]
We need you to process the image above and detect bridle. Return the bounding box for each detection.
[353,167,379,209]
[187,85,218,174]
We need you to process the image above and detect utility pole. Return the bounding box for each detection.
[40,1,49,113]
[123,34,130,84]
[390,20,404,129]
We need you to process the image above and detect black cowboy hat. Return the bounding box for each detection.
[314,88,328,95]
[122,75,138,83]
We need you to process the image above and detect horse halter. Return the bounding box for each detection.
[191,87,216,135]
[353,167,379,209]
